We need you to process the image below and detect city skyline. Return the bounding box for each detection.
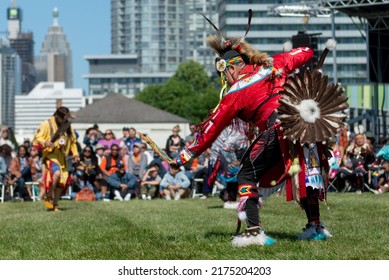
[0,0,111,92]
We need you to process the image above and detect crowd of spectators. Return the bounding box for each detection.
[1,122,389,203]
[0,123,208,202]
[329,125,389,194]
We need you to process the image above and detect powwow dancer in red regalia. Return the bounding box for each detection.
[172,10,348,246]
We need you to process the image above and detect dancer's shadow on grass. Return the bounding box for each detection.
[207,205,223,209]
[46,206,71,212]
[265,231,297,241]
[204,231,230,239]
[204,230,297,241]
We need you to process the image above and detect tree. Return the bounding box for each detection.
[135,60,219,123]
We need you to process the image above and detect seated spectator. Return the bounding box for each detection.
[1,144,13,170]
[9,145,37,201]
[140,165,162,200]
[97,129,120,154]
[99,143,126,199]
[30,146,45,200]
[376,161,389,194]
[160,149,170,173]
[95,144,105,165]
[0,153,10,200]
[165,125,185,158]
[120,146,130,167]
[120,127,141,154]
[141,142,153,165]
[0,153,7,186]
[71,164,99,200]
[72,145,102,199]
[183,157,199,181]
[83,127,100,149]
[338,132,375,193]
[327,137,343,184]
[376,144,389,163]
[190,148,208,176]
[93,124,104,139]
[0,126,15,152]
[184,123,197,145]
[119,127,130,150]
[128,142,148,180]
[107,161,139,201]
[148,153,168,178]
[160,165,190,200]
[23,138,31,151]
[1,144,15,191]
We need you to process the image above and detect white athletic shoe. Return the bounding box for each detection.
[114,190,123,201]
[141,194,147,200]
[124,193,132,201]
[174,193,181,200]
[165,195,171,200]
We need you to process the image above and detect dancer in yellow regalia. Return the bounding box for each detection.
[33,106,79,211]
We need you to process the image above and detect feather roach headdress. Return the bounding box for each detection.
[277,39,349,145]
[201,9,273,70]
[202,10,276,113]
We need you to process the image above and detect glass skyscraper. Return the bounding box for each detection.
[0,38,21,128]
[85,0,217,97]
[112,0,186,73]
[90,0,368,98]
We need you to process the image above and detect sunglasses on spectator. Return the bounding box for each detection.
[111,148,118,151]
[84,149,92,153]
[105,132,112,135]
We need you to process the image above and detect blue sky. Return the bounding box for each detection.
[0,0,111,92]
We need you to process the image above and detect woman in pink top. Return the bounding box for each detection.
[97,129,120,154]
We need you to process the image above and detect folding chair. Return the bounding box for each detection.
[337,167,354,192]
[191,178,204,198]
[342,180,353,192]
[327,168,339,192]
[3,183,17,200]
[0,182,4,203]
[212,180,225,196]
[363,183,379,194]
[25,182,40,202]
[61,184,72,200]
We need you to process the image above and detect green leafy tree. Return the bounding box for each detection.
[135,60,219,123]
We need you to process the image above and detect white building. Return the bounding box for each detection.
[14,82,84,143]
[83,54,171,98]
[72,93,190,148]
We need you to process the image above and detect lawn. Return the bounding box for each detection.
[0,193,388,260]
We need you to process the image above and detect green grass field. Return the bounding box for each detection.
[0,193,388,260]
